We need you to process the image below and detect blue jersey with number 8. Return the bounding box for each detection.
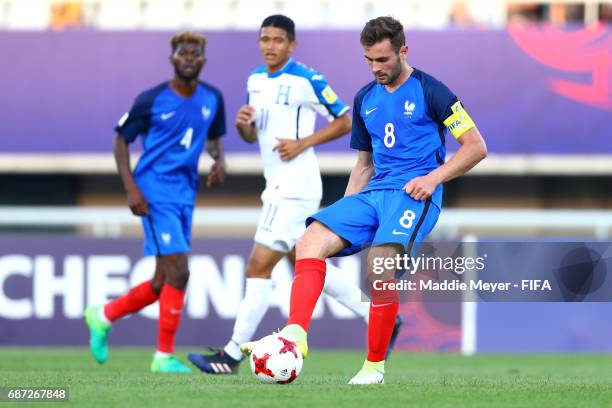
[350,68,464,209]
[115,81,226,204]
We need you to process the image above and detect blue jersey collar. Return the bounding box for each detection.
[267,58,294,78]
[166,81,202,100]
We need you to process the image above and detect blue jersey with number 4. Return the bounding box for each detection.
[115,81,225,204]
[350,68,460,209]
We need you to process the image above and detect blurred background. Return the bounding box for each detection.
[0,0,611,354]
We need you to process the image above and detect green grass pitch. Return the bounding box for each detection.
[1,348,611,407]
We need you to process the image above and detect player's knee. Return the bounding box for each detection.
[150,276,164,295]
[166,267,189,290]
[245,256,273,279]
[295,233,311,257]
[160,254,190,290]
[296,222,327,259]
[150,264,166,294]
[367,244,403,281]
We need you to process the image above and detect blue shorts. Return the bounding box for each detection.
[141,202,193,256]
[307,189,440,257]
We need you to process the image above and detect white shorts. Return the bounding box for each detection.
[254,198,320,253]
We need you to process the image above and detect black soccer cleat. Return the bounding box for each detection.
[187,347,241,375]
[385,314,404,359]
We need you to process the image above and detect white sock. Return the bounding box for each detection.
[98,306,111,325]
[224,278,274,361]
[154,351,172,359]
[323,263,370,323]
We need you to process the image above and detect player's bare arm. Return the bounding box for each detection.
[274,112,351,161]
[206,137,226,188]
[113,134,148,216]
[404,127,487,201]
[236,105,257,143]
[344,150,374,196]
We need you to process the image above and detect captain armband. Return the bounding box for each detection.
[442,101,475,139]
[320,85,338,104]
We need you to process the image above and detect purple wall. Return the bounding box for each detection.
[0,235,460,351]
[0,236,364,348]
[1,27,611,155]
[0,234,612,352]
[3,235,612,351]
[477,303,612,352]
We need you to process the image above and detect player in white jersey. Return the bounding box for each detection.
[188,15,402,375]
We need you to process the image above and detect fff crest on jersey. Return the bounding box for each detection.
[201,106,211,120]
[404,100,416,116]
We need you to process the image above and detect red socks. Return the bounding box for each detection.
[367,279,399,362]
[103,280,158,322]
[287,258,327,331]
[157,283,185,354]
[102,280,185,354]
[286,258,399,361]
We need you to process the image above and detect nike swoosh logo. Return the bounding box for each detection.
[365,107,377,115]
[392,229,410,236]
[161,111,175,120]
[371,302,393,308]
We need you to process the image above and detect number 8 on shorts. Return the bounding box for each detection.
[399,210,415,229]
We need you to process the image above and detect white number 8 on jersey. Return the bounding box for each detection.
[384,123,395,148]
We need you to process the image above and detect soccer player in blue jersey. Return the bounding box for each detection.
[188,15,401,375]
[245,16,487,384]
[84,32,226,373]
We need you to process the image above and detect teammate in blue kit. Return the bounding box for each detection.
[244,16,487,384]
[84,32,226,373]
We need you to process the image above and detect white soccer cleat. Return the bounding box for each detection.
[348,361,385,385]
[348,369,384,385]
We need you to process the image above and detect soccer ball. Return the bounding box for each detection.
[249,334,303,384]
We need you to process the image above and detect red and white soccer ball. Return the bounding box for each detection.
[249,334,303,384]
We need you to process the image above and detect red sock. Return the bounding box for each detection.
[287,258,326,331]
[103,280,158,322]
[367,279,399,362]
[157,283,185,354]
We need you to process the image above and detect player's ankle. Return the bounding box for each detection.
[282,324,307,341]
[154,351,173,359]
[98,306,111,325]
[363,359,385,373]
[223,341,244,361]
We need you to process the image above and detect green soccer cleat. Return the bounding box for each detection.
[277,324,308,358]
[84,306,111,364]
[150,355,193,373]
[241,324,309,359]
